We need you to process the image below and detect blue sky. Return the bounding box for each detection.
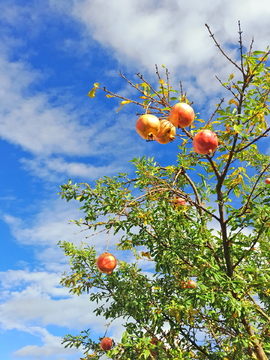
[1,0,270,359]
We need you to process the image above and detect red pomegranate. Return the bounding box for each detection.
[193,129,218,155]
[169,103,195,128]
[154,119,176,144]
[186,279,196,289]
[150,337,158,357]
[175,275,196,289]
[136,114,160,140]
[265,178,270,184]
[100,337,112,351]
[175,197,186,206]
[97,253,117,275]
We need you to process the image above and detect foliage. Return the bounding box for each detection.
[58,24,270,359]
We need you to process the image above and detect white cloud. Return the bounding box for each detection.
[0,51,152,180]
[69,0,270,72]
[13,327,80,359]
[51,0,270,115]
[20,156,126,182]
[0,45,149,162]
[0,55,91,156]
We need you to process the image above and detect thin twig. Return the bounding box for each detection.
[238,21,244,74]
[205,98,225,127]
[205,24,243,73]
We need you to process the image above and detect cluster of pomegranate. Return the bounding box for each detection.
[136,115,175,144]
[135,102,218,155]
[175,273,197,289]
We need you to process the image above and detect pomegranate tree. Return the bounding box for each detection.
[169,102,194,128]
[154,119,176,144]
[193,129,218,155]
[100,337,112,351]
[97,252,117,275]
[60,25,270,359]
[136,114,160,140]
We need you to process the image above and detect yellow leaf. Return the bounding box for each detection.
[159,79,164,85]
[228,99,239,106]
[88,89,96,98]
[229,73,234,81]
[106,94,115,98]
[142,251,151,260]
[175,311,181,323]
[233,310,237,318]
[182,139,188,146]
[161,64,166,68]
[226,124,230,133]
[117,100,131,113]
[144,219,147,226]
[88,83,99,98]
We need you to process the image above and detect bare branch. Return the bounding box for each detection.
[238,21,245,74]
[205,24,243,73]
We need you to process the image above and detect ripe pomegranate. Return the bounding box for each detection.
[100,337,112,351]
[136,114,160,140]
[193,129,218,155]
[186,279,196,288]
[175,275,196,289]
[265,178,270,184]
[169,103,195,128]
[154,119,176,144]
[150,338,158,357]
[97,252,117,275]
[175,197,186,206]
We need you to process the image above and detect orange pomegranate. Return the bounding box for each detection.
[169,103,195,128]
[193,129,218,155]
[154,119,176,144]
[265,178,270,184]
[100,337,112,351]
[136,114,160,140]
[97,252,117,275]
[186,279,196,288]
[175,197,186,206]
